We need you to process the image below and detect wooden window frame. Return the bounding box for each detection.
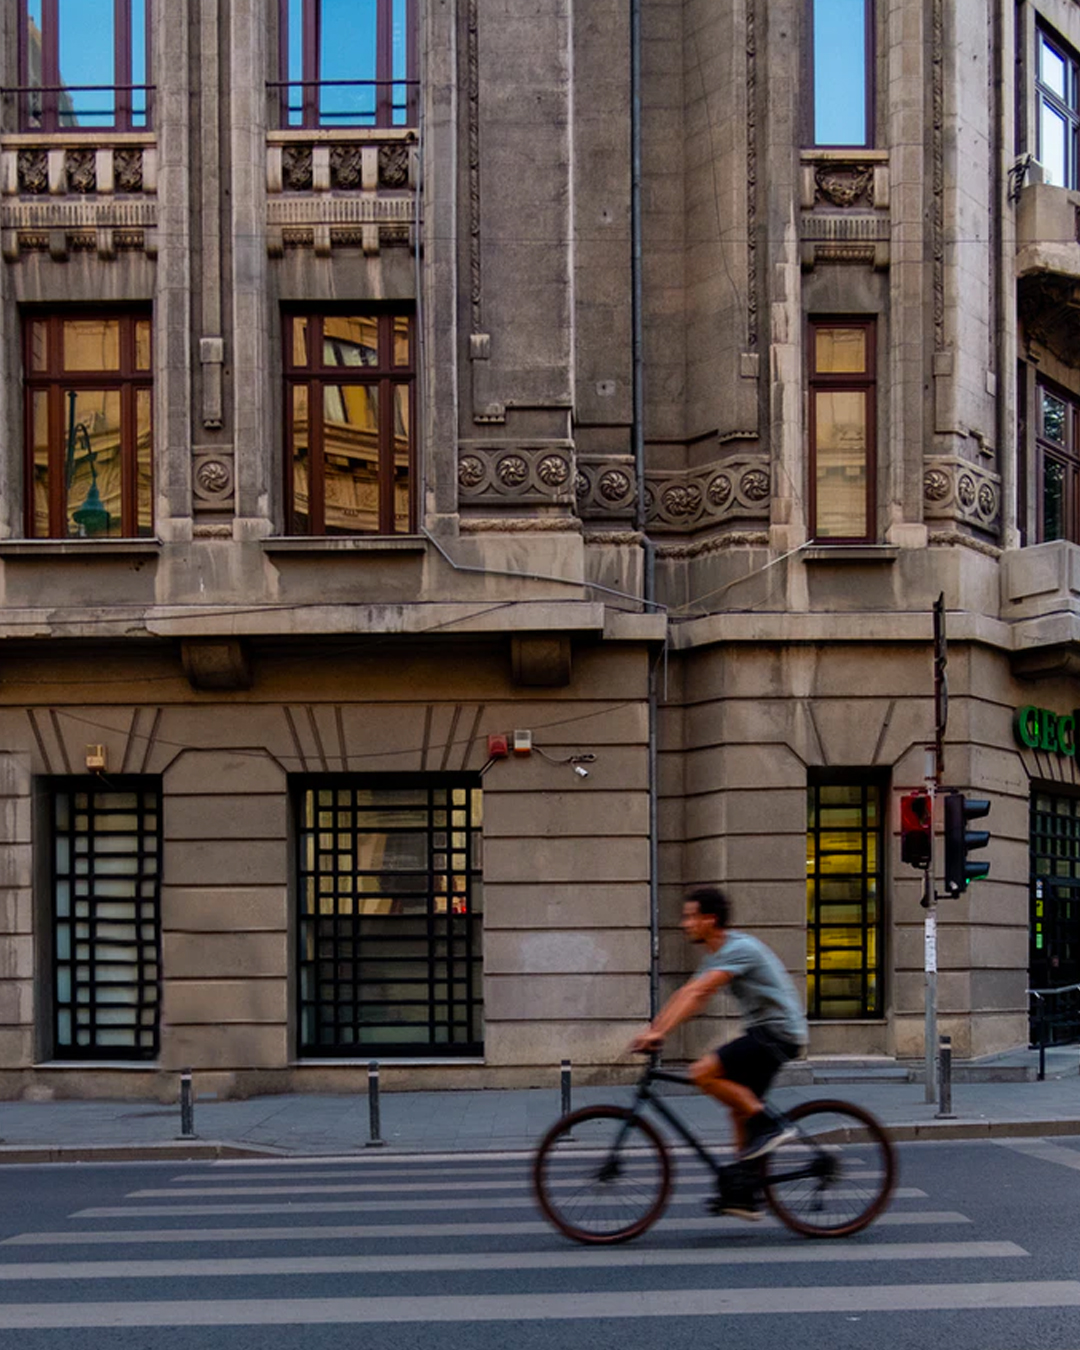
[808,317,877,544]
[23,310,153,540]
[17,0,153,133]
[1035,378,1080,544]
[283,309,416,537]
[1036,25,1080,189]
[805,0,875,149]
[806,770,886,1022]
[278,0,418,129]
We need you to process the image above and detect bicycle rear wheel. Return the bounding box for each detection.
[533,1106,672,1245]
[762,1099,896,1237]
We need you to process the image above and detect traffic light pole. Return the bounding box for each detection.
[925,596,947,1103]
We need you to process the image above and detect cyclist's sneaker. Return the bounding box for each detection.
[715,1190,763,1222]
[738,1108,797,1163]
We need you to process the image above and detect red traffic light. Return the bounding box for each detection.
[900,791,932,869]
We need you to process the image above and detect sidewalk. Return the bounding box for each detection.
[0,1047,1078,1163]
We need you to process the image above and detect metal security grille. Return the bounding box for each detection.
[51,780,161,1060]
[1029,790,1080,1042]
[806,779,884,1019]
[296,777,483,1057]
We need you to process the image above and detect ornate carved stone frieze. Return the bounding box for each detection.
[2,139,157,260]
[814,163,873,208]
[575,456,637,520]
[65,149,96,193]
[457,442,576,507]
[922,457,1001,536]
[645,456,772,531]
[265,133,417,256]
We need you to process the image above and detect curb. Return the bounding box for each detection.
[0,1118,1077,1163]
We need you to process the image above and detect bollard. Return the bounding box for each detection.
[561,1058,572,1117]
[178,1067,195,1139]
[935,1035,955,1119]
[365,1060,386,1147]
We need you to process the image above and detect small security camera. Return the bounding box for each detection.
[573,764,589,779]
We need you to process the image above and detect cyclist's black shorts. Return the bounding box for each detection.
[714,1026,801,1099]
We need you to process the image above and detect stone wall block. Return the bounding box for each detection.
[160,887,287,933]
[483,790,648,838]
[166,839,287,889]
[162,1024,288,1071]
[164,979,287,1024]
[482,882,649,930]
[165,794,288,841]
[484,929,649,976]
[483,837,649,884]
[486,972,648,1020]
[163,749,287,796]
[163,932,287,980]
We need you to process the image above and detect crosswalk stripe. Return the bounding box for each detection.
[81,1187,925,1219]
[1,1281,1078,1327]
[2,1212,972,1246]
[130,1174,887,1199]
[994,1140,1080,1173]
[0,1240,1028,1281]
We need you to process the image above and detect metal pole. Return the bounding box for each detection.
[178,1068,195,1139]
[935,1034,954,1119]
[560,1058,572,1117]
[366,1060,385,1147]
[923,746,938,1102]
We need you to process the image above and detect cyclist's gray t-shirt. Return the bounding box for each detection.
[696,931,808,1045]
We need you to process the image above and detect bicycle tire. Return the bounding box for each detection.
[762,1098,896,1238]
[533,1105,672,1245]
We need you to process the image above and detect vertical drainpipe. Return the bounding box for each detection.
[631,0,661,1020]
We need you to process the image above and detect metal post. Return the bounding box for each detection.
[366,1060,385,1147]
[178,1067,195,1139]
[923,745,938,1103]
[935,1035,954,1119]
[561,1059,572,1117]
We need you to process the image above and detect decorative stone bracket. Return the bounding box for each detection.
[800,151,889,269]
[575,456,637,520]
[923,456,1002,535]
[645,457,772,531]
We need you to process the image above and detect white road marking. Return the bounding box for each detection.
[0,1240,1028,1282]
[2,1212,972,1246]
[0,1281,1078,1327]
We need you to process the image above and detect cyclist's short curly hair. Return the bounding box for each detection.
[684,885,730,927]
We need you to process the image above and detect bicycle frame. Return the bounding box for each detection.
[614,1062,831,1191]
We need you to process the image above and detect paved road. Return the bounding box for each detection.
[0,1136,1078,1347]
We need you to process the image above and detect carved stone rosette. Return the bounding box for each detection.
[192,449,235,512]
[457,443,576,506]
[645,457,772,530]
[922,457,1001,535]
[575,456,638,520]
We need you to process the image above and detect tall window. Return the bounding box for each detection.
[279,0,417,129]
[1037,27,1080,189]
[19,1,151,132]
[806,776,884,1020]
[807,0,873,147]
[285,311,414,536]
[296,778,484,1057]
[51,779,162,1060]
[1036,381,1080,544]
[25,313,153,540]
[808,319,876,542]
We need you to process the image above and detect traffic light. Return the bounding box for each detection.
[944,792,990,895]
[900,791,932,869]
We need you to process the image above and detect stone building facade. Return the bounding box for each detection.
[0,0,1076,1099]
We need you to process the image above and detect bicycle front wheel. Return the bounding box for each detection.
[533,1106,672,1245]
[762,1099,896,1238]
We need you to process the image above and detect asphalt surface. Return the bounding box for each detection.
[0,1136,1078,1346]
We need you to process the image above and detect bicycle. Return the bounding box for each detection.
[532,1055,896,1245]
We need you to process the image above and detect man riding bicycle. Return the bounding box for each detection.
[630,885,808,1220]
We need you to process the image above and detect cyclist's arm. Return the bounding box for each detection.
[634,969,731,1046]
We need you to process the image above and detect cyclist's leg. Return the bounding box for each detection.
[688,1039,764,1150]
